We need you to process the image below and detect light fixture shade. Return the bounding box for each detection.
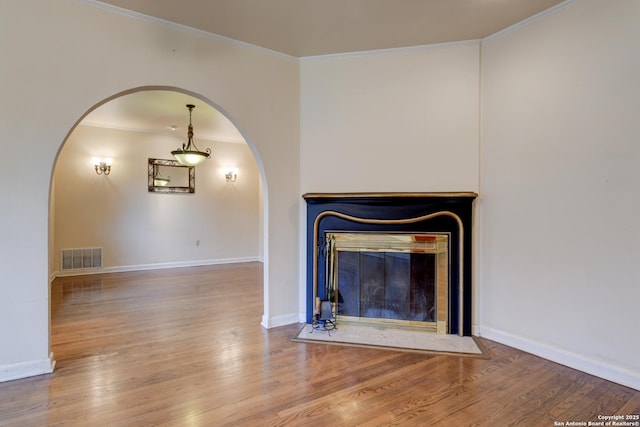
[172,104,211,166]
[171,150,209,166]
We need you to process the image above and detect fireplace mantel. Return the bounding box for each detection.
[303,192,478,200]
[303,192,477,336]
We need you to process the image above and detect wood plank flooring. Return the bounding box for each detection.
[0,262,638,426]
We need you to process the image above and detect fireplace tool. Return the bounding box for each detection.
[312,297,336,334]
[312,235,337,333]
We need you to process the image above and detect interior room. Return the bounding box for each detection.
[0,0,638,423]
[52,90,262,274]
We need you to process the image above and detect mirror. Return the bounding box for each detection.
[148,158,195,193]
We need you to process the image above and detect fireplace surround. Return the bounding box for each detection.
[303,192,477,336]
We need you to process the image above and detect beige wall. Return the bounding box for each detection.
[480,0,640,389]
[0,0,299,379]
[300,41,480,193]
[53,125,260,272]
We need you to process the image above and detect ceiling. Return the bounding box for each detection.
[97,0,566,58]
[82,90,245,144]
[81,0,566,143]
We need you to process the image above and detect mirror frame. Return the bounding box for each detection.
[148,158,195,193]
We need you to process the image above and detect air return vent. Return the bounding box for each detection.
[61,248,102,271]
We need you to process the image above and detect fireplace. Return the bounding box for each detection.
[303,193,477,336]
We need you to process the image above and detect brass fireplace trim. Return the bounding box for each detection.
[312,210,466,336]
[327,232,449,333]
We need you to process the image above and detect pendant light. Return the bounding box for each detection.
[171,104,211,166]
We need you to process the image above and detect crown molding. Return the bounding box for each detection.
[76,0,298,63]
[300,39,481,63]
[483,0,576,43]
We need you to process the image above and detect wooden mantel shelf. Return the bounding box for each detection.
[303,192,478,199]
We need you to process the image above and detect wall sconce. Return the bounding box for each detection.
[92,157,113,176]
[225,168,238,183]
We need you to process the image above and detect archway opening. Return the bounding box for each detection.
[49,86,269,362]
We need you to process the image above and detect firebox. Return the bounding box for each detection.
[327,232,449,333]
[303,193,477,336]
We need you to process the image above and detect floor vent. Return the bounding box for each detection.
[61,248,102,271]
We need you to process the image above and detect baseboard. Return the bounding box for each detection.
[52,257,262,278]
[472,324,481,336]
[479,326,640,391]
[0,352,55,383]
[261,313,300,329]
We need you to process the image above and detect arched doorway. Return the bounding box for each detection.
[49,86,268,360]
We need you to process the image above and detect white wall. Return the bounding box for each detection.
[300,42,480,193]
[480,0,640,389]
[53,125,260,272]
[0,0,299,381]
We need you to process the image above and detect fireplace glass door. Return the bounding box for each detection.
[327,233,449,333]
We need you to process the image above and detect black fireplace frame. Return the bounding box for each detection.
[303,192,477,336]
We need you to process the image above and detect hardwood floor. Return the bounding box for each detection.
[1,262,638,426]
